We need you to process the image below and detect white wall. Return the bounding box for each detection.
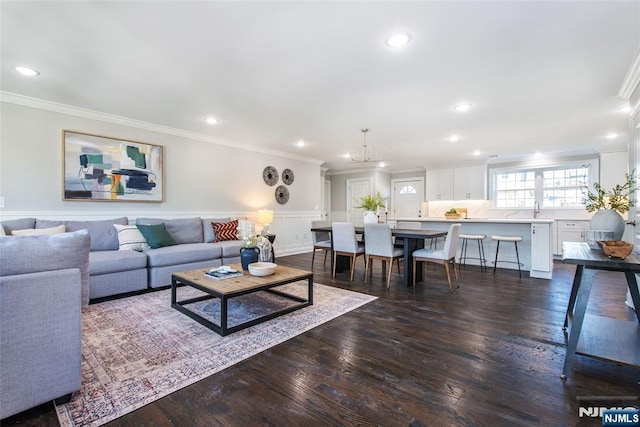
[0,101,323,255]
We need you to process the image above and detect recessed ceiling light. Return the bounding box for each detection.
[296,140,305,148]
[205,116,219,125]
[385,32,411,48]
[619,105,632,114]
[534,151,542,157]
[606,132,618,139]
[379,162,386,168]
[15,66,40,77]
[454,103,472,112]
[472,150,481,156]
[449,134,460,142]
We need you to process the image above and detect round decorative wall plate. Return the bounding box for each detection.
[275,185,289,205]
[282,168,295,185]
[263,166,279,186]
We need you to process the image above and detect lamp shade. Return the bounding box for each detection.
[257,209,274,225]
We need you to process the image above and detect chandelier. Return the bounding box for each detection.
[350,128,385,164]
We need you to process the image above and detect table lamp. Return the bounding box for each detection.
[257,209,274,235]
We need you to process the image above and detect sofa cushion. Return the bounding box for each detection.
[12,225,66,236]
[0,229,91,307]
[202,217,231,243]
[35,217,128,251]
[0,218,36,235]
[113,224,150,251]
[136,217,203,244]
[137,223,177,249]
[145,243,222,267]
[89,250,148,275]
[212,219,238,242]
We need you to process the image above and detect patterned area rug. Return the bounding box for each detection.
[55,282,376,426]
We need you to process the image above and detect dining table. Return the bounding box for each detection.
[310,225,448,286]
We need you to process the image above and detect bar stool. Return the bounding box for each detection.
[458,234,487,271]
[491,235,523,278]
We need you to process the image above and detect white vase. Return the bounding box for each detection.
[589,209,625,241]
[363,211,378,224]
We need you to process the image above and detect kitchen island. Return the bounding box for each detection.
[391,217,554,279]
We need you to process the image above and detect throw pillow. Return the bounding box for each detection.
[212,219,238,242]
[11,225,66,236]
[136,223,177,249]
[113,224,150,251]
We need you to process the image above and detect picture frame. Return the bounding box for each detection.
[63,130,164,202]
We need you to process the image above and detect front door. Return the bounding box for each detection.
[392,178,424,218]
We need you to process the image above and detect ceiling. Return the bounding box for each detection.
[2,1,639,173]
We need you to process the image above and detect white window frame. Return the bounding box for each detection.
[489,158,599,210]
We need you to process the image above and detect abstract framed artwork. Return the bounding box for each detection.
[63,130,164,202]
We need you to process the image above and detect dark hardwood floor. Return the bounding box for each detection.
[4,253,639,426]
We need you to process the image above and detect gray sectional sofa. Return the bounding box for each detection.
[0,216,243,303]
[0,230,89,419]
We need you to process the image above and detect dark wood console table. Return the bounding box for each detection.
[561,241,640,379]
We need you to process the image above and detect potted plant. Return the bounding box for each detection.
[354,191,387,224]
[581,171,639,240]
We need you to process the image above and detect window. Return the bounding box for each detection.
[494,171,536,208]
[490,161,595,209]
[399,185,417,195]
[542,167,589,207]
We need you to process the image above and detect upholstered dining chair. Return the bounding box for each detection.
[311,220,332,269]
[331,222,365,281]
[363,223,404,288]
[412,223,461,292]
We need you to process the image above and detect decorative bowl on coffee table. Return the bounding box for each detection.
[248,262,277,276]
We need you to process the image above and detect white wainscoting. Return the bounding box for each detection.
[0,210,323,258]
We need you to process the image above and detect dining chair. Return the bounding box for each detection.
[363,223,404,288]
[331,222,365,281]
[311,220,332,269]
[412,223,461,292]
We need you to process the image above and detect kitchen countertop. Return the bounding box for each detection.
[392,217,555,224]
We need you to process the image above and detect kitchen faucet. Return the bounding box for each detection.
[534,201,540,218]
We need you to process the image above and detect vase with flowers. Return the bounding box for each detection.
[581,171,639,241]
[353,191,387,224]
[237,220,259,270]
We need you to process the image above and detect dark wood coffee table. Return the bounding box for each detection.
[171,264,313,336]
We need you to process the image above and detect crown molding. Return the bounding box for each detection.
[388,167,426,175]
[618,48,640,100]
[0,91,324,165]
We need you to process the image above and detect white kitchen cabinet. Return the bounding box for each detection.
[426,168,454,201]
[453,165,486,200]
[531,222,552,276]
[555,220,589,255]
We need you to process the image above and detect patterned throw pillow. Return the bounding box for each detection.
[113,224,150,251]
[212,219,238,242]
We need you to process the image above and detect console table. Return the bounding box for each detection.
[561,242,640,379]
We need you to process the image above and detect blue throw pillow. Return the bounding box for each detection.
[136,223,177,249]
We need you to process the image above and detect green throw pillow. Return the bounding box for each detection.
[136,223,177,249]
